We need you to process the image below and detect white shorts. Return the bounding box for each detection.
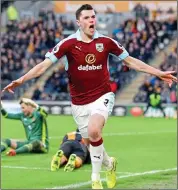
[71,92,115,138]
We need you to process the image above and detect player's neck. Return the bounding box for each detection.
[80,30,93,43]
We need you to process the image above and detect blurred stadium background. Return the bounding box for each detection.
[1,1,177,189]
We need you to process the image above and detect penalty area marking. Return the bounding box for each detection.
[47,168,177,189]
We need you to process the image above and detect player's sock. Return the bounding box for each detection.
[90,138,104,181]
[102,148,112,170]
[15,144,32,154]
[1,139,11,152]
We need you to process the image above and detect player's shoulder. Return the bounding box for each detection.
[33,109,41,117]
[59,33,78,46]
[97,32,116,43]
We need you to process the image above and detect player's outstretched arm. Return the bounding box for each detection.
[1,101,22,120]
[123,56,177,86]
[2,58,53,94]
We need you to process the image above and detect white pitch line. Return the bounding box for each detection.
[78,169,132,174]
[49,131,175,139]
[12,131,175,141]
[47,168,177,189]
[1,165,50,171]
[1,165,131,175]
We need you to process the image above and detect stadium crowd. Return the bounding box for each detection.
[134,47,177,104]
[1,9,75,100]
[1,7,177,101]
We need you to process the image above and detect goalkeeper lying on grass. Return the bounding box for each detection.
[51,130,91,172]
[1,98,49,156]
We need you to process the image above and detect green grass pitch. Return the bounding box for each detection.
[1,116,177,189]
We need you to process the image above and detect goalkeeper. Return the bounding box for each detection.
[51,130,90,172]
[1,98,49,156]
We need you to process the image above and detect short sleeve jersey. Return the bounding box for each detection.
[45,30,129,105]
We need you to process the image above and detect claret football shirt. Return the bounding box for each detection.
[45,29,129,105]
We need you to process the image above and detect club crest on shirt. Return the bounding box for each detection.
[96,43,104,52]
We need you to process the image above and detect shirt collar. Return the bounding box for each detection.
[76,29,99,41]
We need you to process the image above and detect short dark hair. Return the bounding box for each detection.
[76,4,94,20]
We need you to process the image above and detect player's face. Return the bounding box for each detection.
[77,10,96,37]
[21,103,31,116]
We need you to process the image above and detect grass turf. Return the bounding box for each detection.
[1,116,177,189]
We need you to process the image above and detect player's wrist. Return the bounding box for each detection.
[155,70,164,77]
[19,77,25,84]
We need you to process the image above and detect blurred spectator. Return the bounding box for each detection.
[133,3,149,19]
[1,0,11,12]
[167,7,174,14]
[6,3,19,21]
[134,47,177,104]
[144,87,166,117]
[32,85,43,100]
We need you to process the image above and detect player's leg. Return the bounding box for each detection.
[30,140,48,153]
[64,141,85,172]
[88,114,104,189]
[89,92,117,189]
[51,141,72,171]
[7,140,45,156]
[1,139,21,152]
[64,154,84,172]
[143,103,151,116]
[71,102,108,188]
[81,137,113,172]
[51,149,67,171]
[1,139,12,152]
[157,104,166,117]
[6,140,29,156]
[103,147,114,169]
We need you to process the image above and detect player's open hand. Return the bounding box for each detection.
[158,71,177,87]
[2,78,23,94]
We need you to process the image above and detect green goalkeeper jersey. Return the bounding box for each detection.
[1,107,49,149]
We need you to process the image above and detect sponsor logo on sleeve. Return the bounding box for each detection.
[52,45,59,53]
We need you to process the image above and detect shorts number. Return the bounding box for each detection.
[104,99,109,107]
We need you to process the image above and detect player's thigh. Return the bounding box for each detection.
[16,140,29,149]
[72,142,86,163]
[73,150,85,164]
[90,92,115,123]
[60,141,73,158]
[71,103,90,138]
[31,140,48,153]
